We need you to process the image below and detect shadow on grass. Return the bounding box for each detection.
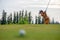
[14,34,28,39]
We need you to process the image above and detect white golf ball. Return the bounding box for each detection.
[19,29,26,36]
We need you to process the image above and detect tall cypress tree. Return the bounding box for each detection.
[38,16,41,24]
[32,20,34,24]
[21,10,24,24]
[19,10,24,24]
[19,11,21,19]
[13,12,16,24]
[42,17,44,24]
[1,10,6,24]
[25,10,27,17]
[22,10,24,18]
[16,12,18,23]
[18,11,21,23]
[28,11,31,24]
[10,13,12,23]
[7,16,10,24]
[7,13,12,24]
[52,18,54,24]
[35,16,38,24]
[23,10,28,24]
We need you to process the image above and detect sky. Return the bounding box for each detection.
[0,0,60,23]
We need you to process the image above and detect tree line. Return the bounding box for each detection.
[0,10,59,25]
[0,10,32,24]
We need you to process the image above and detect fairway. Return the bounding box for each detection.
[0,24,60,40]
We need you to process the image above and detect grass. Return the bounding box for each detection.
[0,24,60,40]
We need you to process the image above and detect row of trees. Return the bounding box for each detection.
[0,10,32,24]
[0,10,59,25]
[50,18,59,24]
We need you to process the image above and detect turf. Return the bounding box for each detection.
[0,24,60,40]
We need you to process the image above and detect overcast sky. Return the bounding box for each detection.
[0,0,60,23]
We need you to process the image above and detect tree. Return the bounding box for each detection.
[52,18,54,24]
[18,11,21,23]
[10,13,12,23]
[1,10,7,24]
[32,20,34,24]
[28,11,31,24]
[7,13,12,24]
[0,20,1,24]
[55,21,59,24]
[35,16,38,24]
[22,10,24,18]
[16,12,18,23]
[18,10,24,24]
[23,10,28,24]
[13,12,16,24]
[19,11,21,19]
[38,16,41,24]
[25,10,27,17]
[42,17,44,24]
[7,16,10,24]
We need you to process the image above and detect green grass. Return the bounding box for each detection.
[0,24,60,40]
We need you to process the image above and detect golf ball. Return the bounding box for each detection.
[19,29,26,36]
